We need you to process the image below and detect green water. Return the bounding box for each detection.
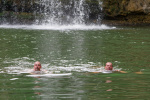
[0,27,150,100]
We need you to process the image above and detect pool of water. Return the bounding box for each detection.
[0,26,150,99]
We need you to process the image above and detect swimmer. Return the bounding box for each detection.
[105,62,127,73]
[105,62,113,71]
[33,61,42,71]
[30,61,49,74]
[101,62,114,73]
[93,62,127,73]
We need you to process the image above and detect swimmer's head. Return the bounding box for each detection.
[105,62,113,70]
[34,61,42,71]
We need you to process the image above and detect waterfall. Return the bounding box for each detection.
[34,0,102,25]
[0,0,115,30]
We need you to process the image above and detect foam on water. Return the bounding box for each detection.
[2,58,103,74]
[2,57,121,75]
[0,24,115,30]
[3,62,121,75]
[10,78,19,80]
[26,73,72,77]
[3,63,104,74]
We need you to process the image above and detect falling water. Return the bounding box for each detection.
[34,0,102,25]
[0,0,114,30]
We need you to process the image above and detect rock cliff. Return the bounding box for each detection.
[102,0,150,25]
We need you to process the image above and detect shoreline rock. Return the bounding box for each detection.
[102,0,150,26]
[101,15,150,26]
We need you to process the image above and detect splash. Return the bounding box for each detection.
[0,24,115,30]
[2,57,105,74]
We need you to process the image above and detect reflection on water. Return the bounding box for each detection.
[0,27,150,99]
[32,75,86,99]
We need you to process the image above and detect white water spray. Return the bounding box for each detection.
[0,0,115,30]
[35,0,90,25]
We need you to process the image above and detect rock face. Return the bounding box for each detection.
[1,0,150,25]
[102,0,150,25]
[0,0,42,24]
[127,0,150,14]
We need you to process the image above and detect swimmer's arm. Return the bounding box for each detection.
[135,71,143,74]
[114,70,127,73]
[119,71,127,73]
[115,70,143,74]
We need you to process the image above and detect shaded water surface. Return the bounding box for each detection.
[0,27,150,99]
